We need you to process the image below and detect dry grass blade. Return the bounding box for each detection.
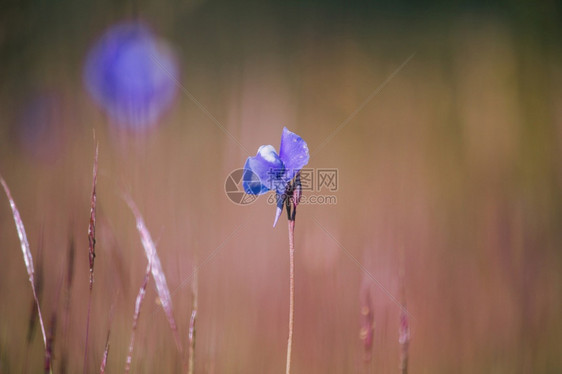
[44,313,57,374]
[187,264,198,374]
[0,176,47,348]
[88,143,99,288]
[125,263,151,374]
[84,143,99,374]
[124,195,182,352]
[399,307,410,374]
[398,249,410,374]
[26,232,44,344]
[99,330,110,374]
[100,294,117,374]
[23,232,44,374]
[67,235,76,293]
[60,236,75,374]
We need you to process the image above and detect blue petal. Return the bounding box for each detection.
[242,159,270,195]
[272,193,285,227]
[278,127,310,181]
[242,145,285,195]
[273,205,283,227]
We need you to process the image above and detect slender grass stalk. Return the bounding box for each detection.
[125,263,151,373]
[398,247,410,374]
[188,263,198,374]
[0,176,47,349]
[399,308,410,374]
[26,229,44,345]
[100,293,117,374]
[61,236,75,374]
[83,296,93,372]
[88,143,98,288]
[44,313,57,374]
[99,329,110,374]
[23,229,45,374]
[124,195,182,352]
[83,143,99,374]
[44,271,66,374]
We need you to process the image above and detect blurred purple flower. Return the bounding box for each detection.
[18,92,64,162]
[243,127,309,226]
[84,21,178,131]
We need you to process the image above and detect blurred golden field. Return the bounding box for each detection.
[0,1,561,373]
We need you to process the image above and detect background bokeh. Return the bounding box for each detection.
[1,0,561,372]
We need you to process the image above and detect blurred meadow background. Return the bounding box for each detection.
[1,0,562,372]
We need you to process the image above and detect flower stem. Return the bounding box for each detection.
[286,219,295,374]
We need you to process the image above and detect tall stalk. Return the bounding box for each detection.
[285,174,301,374]
[285,219,295,374]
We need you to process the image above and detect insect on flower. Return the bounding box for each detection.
[243,127,310,227]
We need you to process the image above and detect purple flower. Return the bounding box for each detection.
[18,92,65,162]
[84,21,178,131]
[243,127,309,226]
